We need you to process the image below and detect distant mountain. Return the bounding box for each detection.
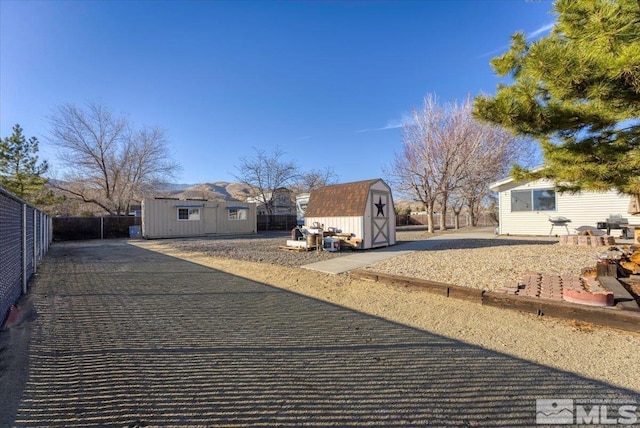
[49,179,253,202]
[157,182,194,192]
[168,181,252,201]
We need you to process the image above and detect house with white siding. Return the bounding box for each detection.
[490,176,637,236]
[304,179,396,249]
[141,198,256,239]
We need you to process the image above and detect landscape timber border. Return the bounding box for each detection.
[349,270,640,334]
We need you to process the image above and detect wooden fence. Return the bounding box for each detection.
[57,213,495,239]
[257,215,298,231]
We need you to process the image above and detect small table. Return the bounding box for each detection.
[596,221,637,239]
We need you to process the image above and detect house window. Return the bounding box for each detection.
[177,207,200,221]
[533,189,556,211]
[511,189,556,212]
[228,207,248,220]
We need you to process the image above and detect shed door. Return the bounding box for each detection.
[370,191,390,247]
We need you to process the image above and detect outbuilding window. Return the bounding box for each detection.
[511,189,556,212]
[228,206,248,220]
[177,207,201,221]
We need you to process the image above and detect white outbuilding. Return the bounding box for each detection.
[304,178,396,249]
[490,176,637,236]
[141,198,257,239]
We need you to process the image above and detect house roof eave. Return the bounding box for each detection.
[489,166,546,192]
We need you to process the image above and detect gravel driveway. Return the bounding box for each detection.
[3,238,638,426]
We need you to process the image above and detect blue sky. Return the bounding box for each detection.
[1,0,555,185]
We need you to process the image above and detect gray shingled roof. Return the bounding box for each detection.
[305,179,381,217]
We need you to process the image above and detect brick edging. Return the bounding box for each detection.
[349,269,640,333]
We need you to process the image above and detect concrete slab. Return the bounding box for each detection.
[301,230,505,274]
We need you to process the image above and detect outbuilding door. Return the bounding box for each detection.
[370,190,391,247]
[204,206,217,234]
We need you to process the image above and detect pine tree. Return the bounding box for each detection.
[0,124,53,205]
[474,0,640,198]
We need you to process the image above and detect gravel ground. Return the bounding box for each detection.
[156,231,348,267]
[365,237,601,291]
[153,227,604,291]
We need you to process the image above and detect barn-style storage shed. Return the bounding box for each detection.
[141,198,256,239]
[304,179,396,249]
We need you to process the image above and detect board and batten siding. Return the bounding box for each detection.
[215,204,257,235]
[142,198,256,239]
[142,199,206,238]
[494,179,633,236]
[304,216,364,238]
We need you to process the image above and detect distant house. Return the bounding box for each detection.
[141,198,256,239]
[305,178,396,249]
[490,176,635,236]
[246,188,295,215]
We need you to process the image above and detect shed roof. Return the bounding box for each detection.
[305,179,383,217]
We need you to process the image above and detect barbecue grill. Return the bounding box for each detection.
[597,215,635,238]
[548,216,571,236]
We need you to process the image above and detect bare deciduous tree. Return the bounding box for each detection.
[292,167,338,194]
[387,95,534,232]
[47,102,181,215]
[456,116,534,226]
[386,95,463,233]
[386,110,439,233]
[234,147,299,215]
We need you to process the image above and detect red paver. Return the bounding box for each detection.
[503,272,615,307]
[563,289,615,306]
